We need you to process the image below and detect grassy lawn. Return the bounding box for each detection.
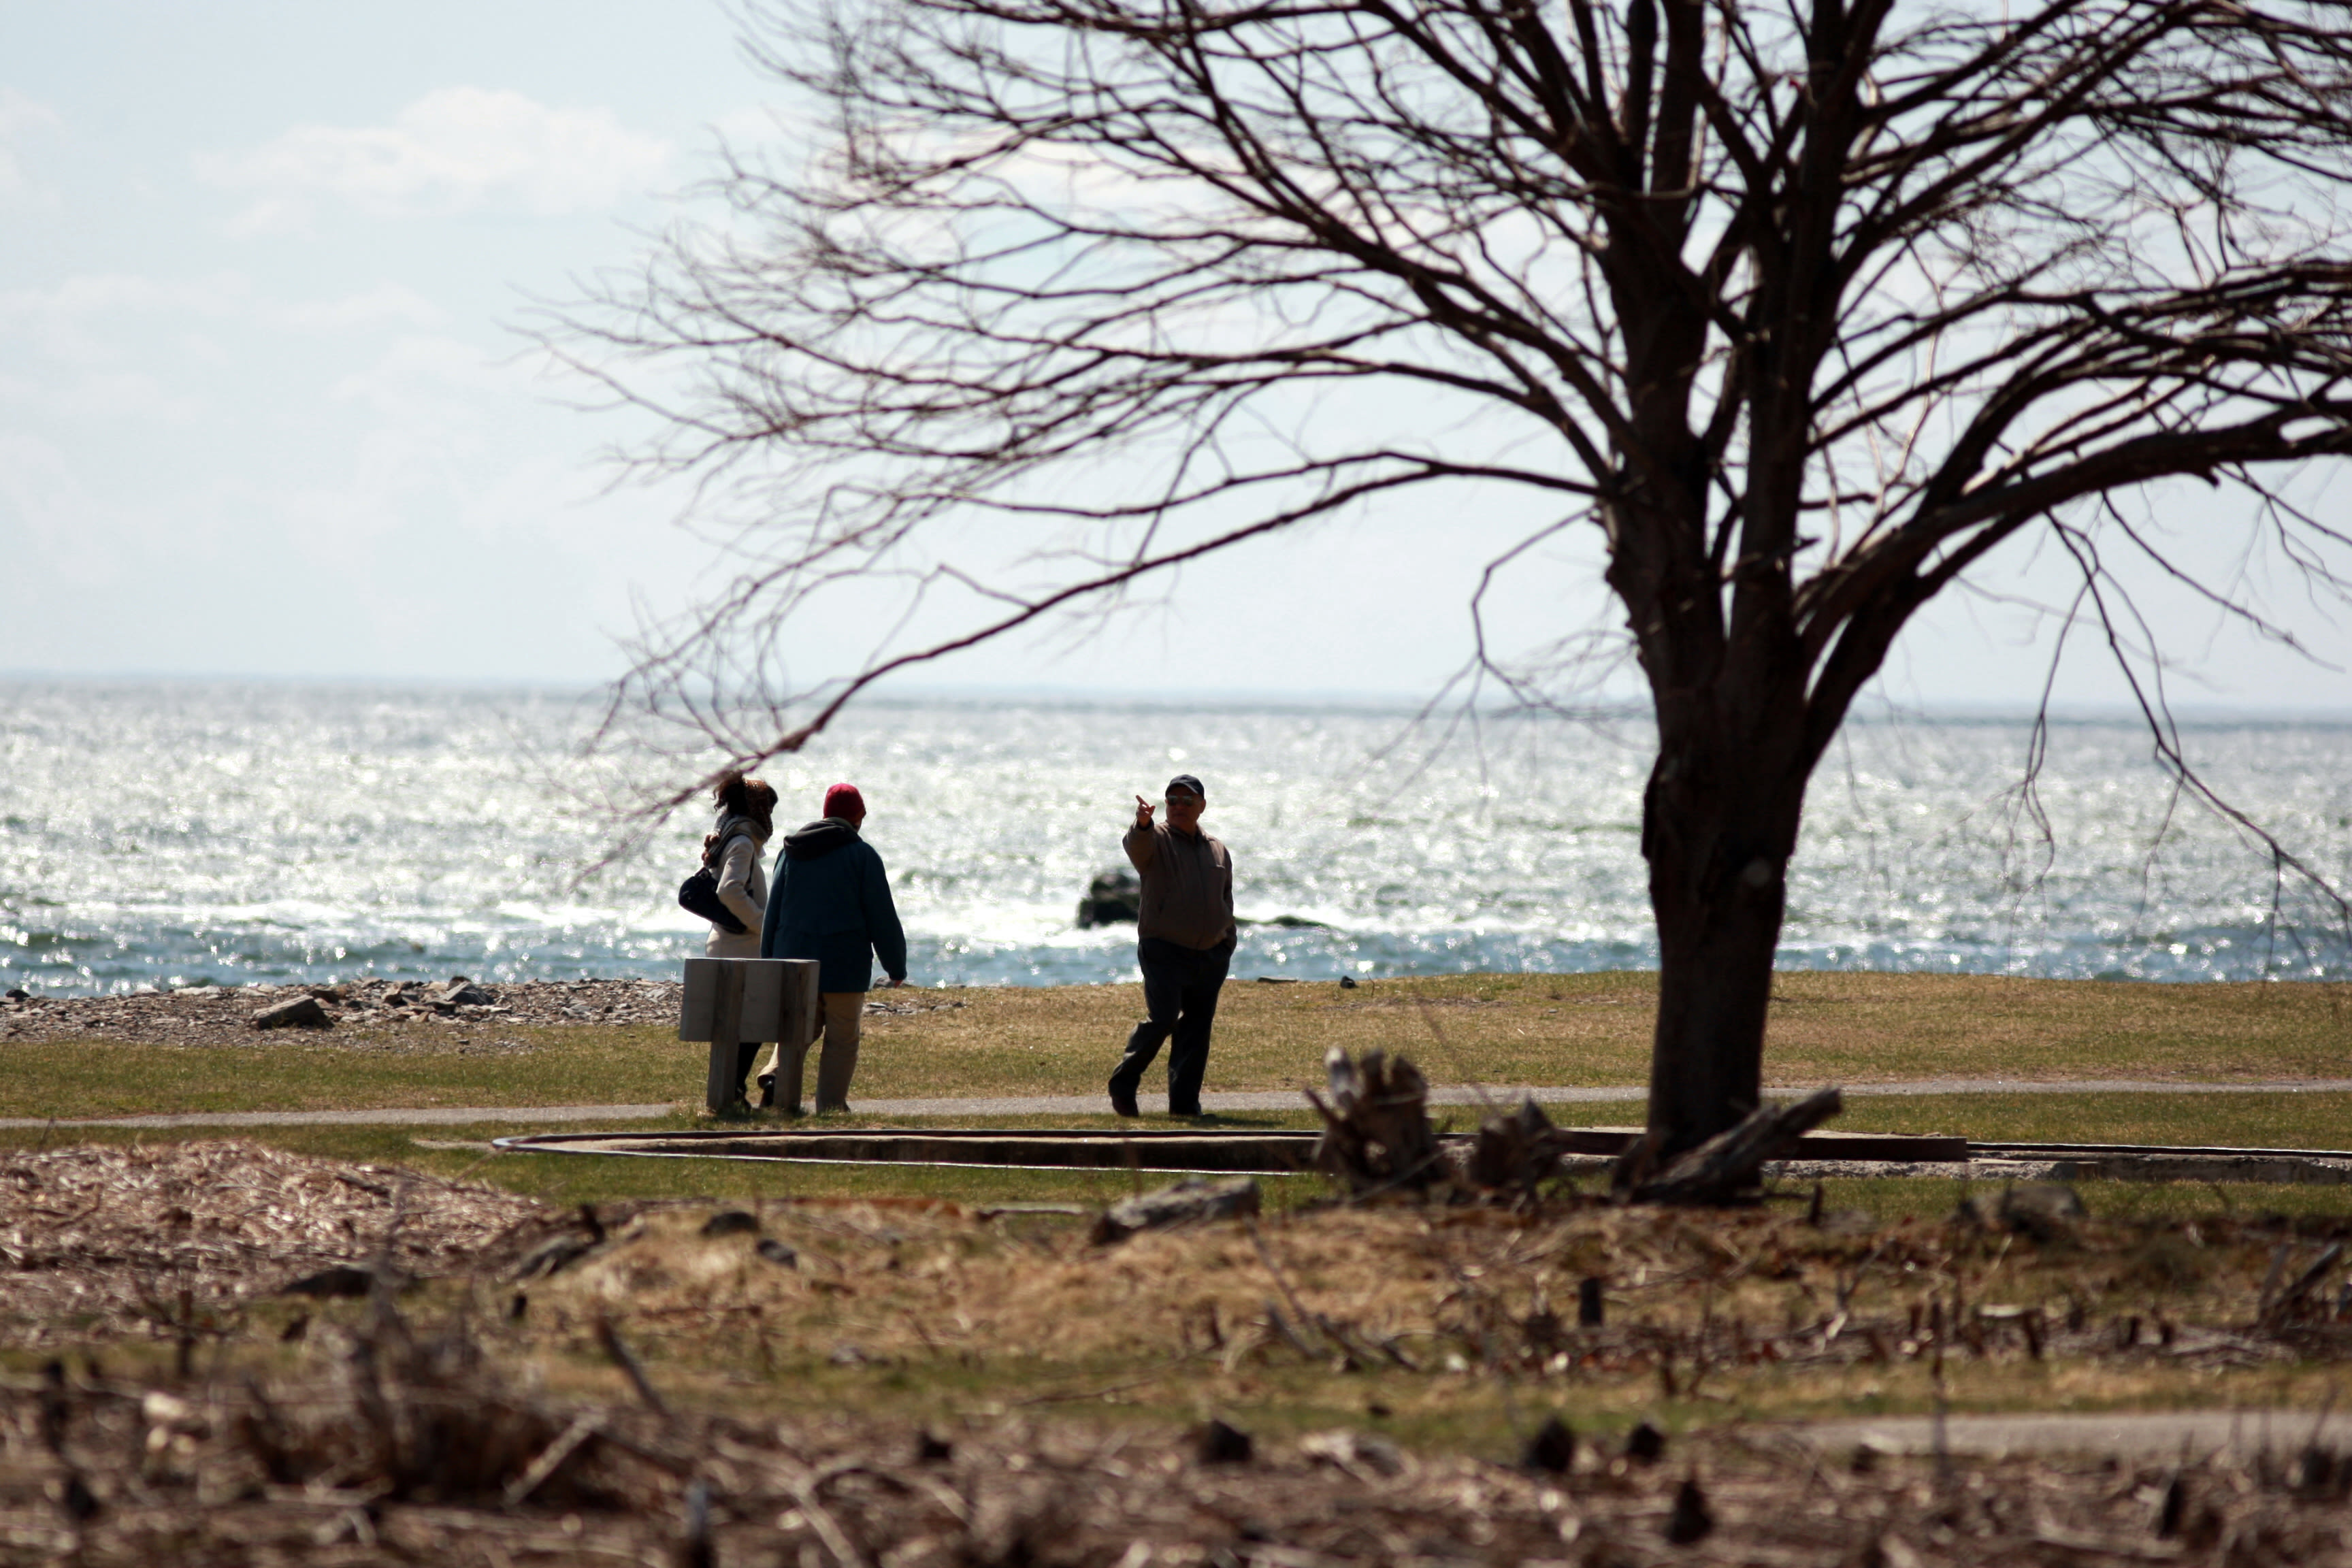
[3,1090,2350,1209]
[4,970,2350,1120]
[0,1120,1269,1209]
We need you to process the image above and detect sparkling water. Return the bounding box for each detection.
[3,679,2348,995]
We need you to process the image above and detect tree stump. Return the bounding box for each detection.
[1305,1047,1444,1196]
[1467,1096,1567,1192]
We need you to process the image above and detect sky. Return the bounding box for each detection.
[5,1,2351,715]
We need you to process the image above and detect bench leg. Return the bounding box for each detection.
[766,1039,808,1115]
[705,1038,739,1115]
[705,968,747,1115]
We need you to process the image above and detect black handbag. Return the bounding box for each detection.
[679,830,750,934]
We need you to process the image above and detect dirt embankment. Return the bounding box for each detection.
[10,1141,2352,1560]
[0,1141,545,1348]
[14,1360,2341,1567]
[7,1141,2352,1563]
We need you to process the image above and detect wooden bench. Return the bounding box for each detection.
[678,958,821,1114]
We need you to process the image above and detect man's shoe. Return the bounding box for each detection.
[1170,1105,1203,1119]
[1109,1090,1140,1118]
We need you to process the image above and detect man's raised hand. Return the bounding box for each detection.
[1134,794,1156,829]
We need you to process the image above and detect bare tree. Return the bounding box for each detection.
[556,0,2352,1153]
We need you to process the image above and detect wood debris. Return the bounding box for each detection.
[0,1141,542,1348]
[1092,1176,1260,1243]
[0,1139,2350,1560]
[1624,1085,1845,1204]
[6,1322,2352,1566]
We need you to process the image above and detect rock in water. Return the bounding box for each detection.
[1075,868,1142,928]
[1092,1176,1260,1243]
[252,995,332,1030]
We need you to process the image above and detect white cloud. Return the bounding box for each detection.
[4,273,250,316]
[0,89,62,209]
[273,282,446,334]
[0,274,254,365]
[0,367,208,425]
[709,103,802,148]
[0,274,455,367]
[197,86,672,231]
[328,333,517,423]
[0,431,122,588]
[0,90,59,136]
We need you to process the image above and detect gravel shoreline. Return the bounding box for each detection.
[0,975,966,1049]
[0,975,685,1048]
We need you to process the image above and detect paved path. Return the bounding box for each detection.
[3,1077,2350,1132]
[1802,1409,2352,1460]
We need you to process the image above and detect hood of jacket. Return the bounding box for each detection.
[784,817,862,862]
[712,808,772,853]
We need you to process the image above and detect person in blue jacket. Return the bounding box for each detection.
[757,782,909,1114]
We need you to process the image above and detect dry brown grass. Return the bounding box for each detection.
[11,1140,2352,1427]
[509,1183,2352,1421]
[0,1141,541,1352]
[10,1142,2352,1563]
[10,1142,2352,1561]
[21,1336,2352,1567]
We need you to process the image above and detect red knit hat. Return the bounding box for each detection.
[823,783,866,819]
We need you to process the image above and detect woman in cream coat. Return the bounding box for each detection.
[703,773,777,958]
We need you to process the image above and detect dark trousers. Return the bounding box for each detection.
[1110,936,1232,1114]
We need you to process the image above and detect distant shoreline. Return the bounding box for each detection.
[8,966,2352,1052]
[5,670,2352,725]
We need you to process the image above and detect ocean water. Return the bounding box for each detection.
[3,679,2349,996]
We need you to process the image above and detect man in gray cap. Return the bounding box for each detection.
[1108,773,1236,1117]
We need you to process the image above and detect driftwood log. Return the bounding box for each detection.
[1305,1048,1446,1196]
[1092,1176,1262,1244]
[1618,1087,1844,1205]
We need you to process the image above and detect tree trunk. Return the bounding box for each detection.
[1641,717,1808,1156]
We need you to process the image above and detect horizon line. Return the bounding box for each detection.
[3,667,2349,725]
